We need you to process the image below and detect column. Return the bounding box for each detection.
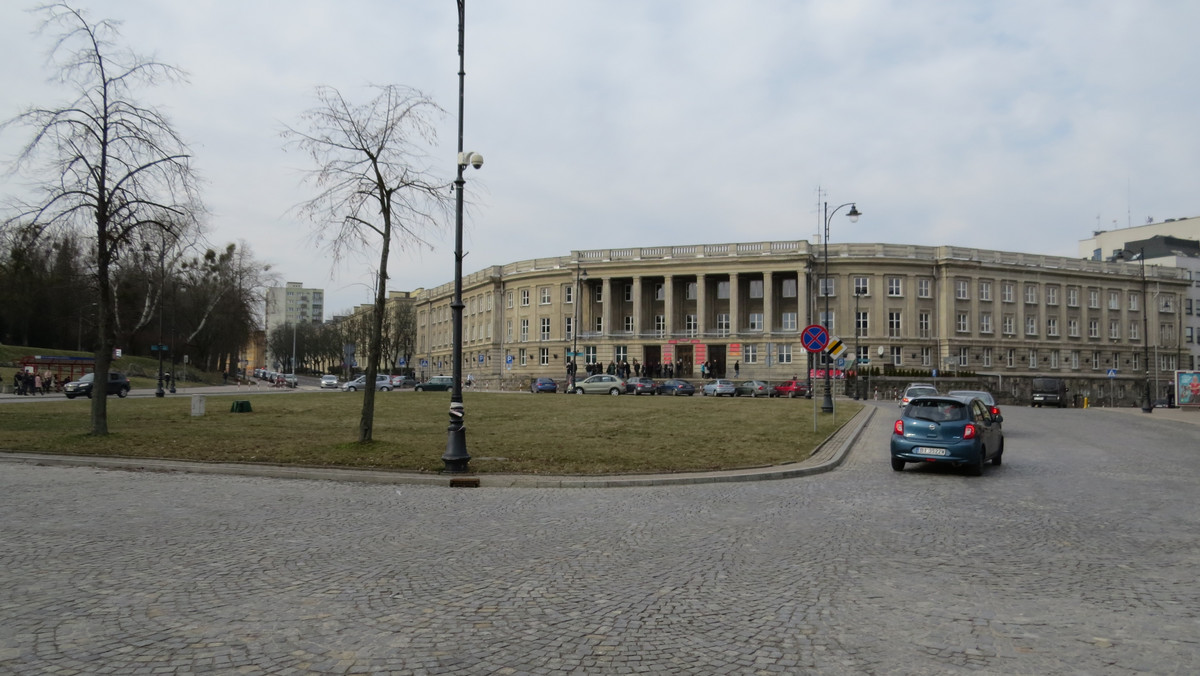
[763,271,774,334]
[601,276,613,337]
[696,273,708,337]
[632,275,643,338]
[729,273,740,335]
[663,275,675,336]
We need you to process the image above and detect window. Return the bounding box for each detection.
[1088,289,1100,309]
[1025,315,1037,336]
[1129,321,1139,340]
[1024,285,1038,304]
[686,282,697,300]
[519,348,527,366]
[1068,318,1079,337]
[918,278,931,298]
[594,285,603,303]
[506,291,514,308]
[685,314,698,336]
[717,281,730,299]
[748,313,764,331]
[1109,320,1120,340]
[585,345,596,365]
[1003,315,1015,335]
[717,313,730,337]
[1108,291,1120,310]
[982,347,992,367]
[887,311,902,337]
[979,280,992,302]
[652,284,663,301]
[1160,322,1173,339]
[506,320,512,341]
[1067,287,1079,308]
[887,277,903,297]
[1002,282,1014,303]
[1129,293,1139,311]
[1131,352,1139,371]
[594,316,603,332]
[539,347,549,366]
[958,347,969,367]
[856,311,869,337]
[891,346,902,366]
[1187,298,1194,316]
[520,319,529,342]
[565,285,574,304]
[956,312,969,333]
[918,311,930,338]
[955,279,969,300]
[615,345,627,363]
[1028,349,1038,368]
[782,312,798,331]
[539,287,551,305]
[980,312,993,334]
[782,279,797,298]
[854,277,869,296]
[540,317,551,341]
[1088,319,1099,338]
[623,315,633,333]
[745,344,758,364]
[1046,286,1058,306]
[565,316,574,338]
[921,347,932,367]
[520,289,530,307]
[1049,350,1059,369]
[778,344,792,364]
[1187,327,1194,344]
[654,315,665,337]
[749,279,764,299]
[1006,349,1015,368]
[1161,295,1175,312]
[1047,317,1058,337]
[819,310,836,334]
[1091,350,1100,371]
[820,278,836,298]
[1071,350,1079,369]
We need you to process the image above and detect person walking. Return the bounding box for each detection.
[734,360,740,378]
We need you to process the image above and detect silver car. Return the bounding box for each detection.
[572,374,631,395]
[701,379,736,397]
[320,374,340,389]
[341,374,392,392]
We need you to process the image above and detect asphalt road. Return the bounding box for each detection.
[1,401,1197,674]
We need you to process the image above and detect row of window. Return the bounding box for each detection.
[505,278,805,309]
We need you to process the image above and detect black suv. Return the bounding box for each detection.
[63,372,132,399]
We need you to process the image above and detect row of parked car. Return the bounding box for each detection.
[530,375,815,398]
[891,383,1005,476]
[324,373,454,392]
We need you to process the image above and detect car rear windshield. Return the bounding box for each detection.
[906,400,966,422]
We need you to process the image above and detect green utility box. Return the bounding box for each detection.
[230,400,252,413]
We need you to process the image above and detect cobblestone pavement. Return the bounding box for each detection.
[1,402,1198,674]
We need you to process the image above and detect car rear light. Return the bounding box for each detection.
[990,406,1001,416]
[963,423,977,439]
[893,420,904,435]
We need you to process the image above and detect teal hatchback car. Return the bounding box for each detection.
[890,395,1004,476]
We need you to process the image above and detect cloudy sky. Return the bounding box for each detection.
[2,1,1197,318]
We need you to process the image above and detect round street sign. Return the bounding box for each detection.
[801,324,829,353]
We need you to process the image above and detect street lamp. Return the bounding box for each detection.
[1115,247,1153,414]
[821,200,861,413]
[853,289,865,400]
[443,0,484,473]
[570,265,587,391]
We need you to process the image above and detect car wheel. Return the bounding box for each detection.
[414,386,422,392]
[382,386,392,391]
[992,437,1004,465]
[348,386,357,392]
[891,458,905,472]
[65,393,76,399]
[788,391,796,399]
[86,391,92,399]
[118,388,128,398]
[701,390,708,396]
[575,388,585,395]
[609,388,621,396]
[968,448,985,476]
[750,391,758,398]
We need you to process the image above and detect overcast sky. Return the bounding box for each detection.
[3,1,1197,318]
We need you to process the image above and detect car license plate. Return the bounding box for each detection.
[915,447,948,456]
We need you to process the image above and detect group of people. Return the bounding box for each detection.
[565,358,741,382]
[11,370,57,395]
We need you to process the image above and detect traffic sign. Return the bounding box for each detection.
[859,358,870,366]
[506,355,514,365]
[478,354,485,363]
[836,357,846,368]
[1107,368,1117,379]
[826,338,846,359]
[801,324,829,353]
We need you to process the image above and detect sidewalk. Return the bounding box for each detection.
[1087,403,1200,426]
[0,403,877,489]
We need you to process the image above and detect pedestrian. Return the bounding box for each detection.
[734,360,740,378]
[34,373,43,395]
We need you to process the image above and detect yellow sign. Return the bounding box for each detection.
[826,338,846,358]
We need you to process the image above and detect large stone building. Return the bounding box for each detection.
[410,240,1192,403]
[263,282,325,368]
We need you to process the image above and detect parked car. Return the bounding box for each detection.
[772,379,811,398]
[572,374,631,395]
[283,373,298,388]
[898,384,938,407]
[627,377,657,395]
[320,374,340,389]
[890,395,1004,475]
[530,377,558,394]
[63,372,131,399]
[390,375,418,388]
[341,374,392,392]
[734,380,771,397]
[654,379,696,396]
[415,376,454,392]
[701,379,737,397]
[948,390,1000,417]
[1030,377,1068,408]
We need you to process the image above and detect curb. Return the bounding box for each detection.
[0,406,876,489]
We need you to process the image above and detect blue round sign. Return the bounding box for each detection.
[801,324,829,353]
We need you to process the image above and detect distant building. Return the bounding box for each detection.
[263,282,325,368]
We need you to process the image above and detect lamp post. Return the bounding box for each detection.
[1115,248,1153,413]
[820,200,861,413]
[443,0,484,473]
[853,289,865,400]
[570,266,587,391]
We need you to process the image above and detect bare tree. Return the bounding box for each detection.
[2,4,200,434]
[283,85,452,442]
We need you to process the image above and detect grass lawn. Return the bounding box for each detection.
[0,390,862,475]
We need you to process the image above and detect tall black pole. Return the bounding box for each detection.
[155,243,165,398]
[821,201,833,413]
[443,0,471,472]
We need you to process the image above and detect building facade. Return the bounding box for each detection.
[264,282,325,368]
[410,241,1192,401]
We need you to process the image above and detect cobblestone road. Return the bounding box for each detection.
[2,402,1198,675]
